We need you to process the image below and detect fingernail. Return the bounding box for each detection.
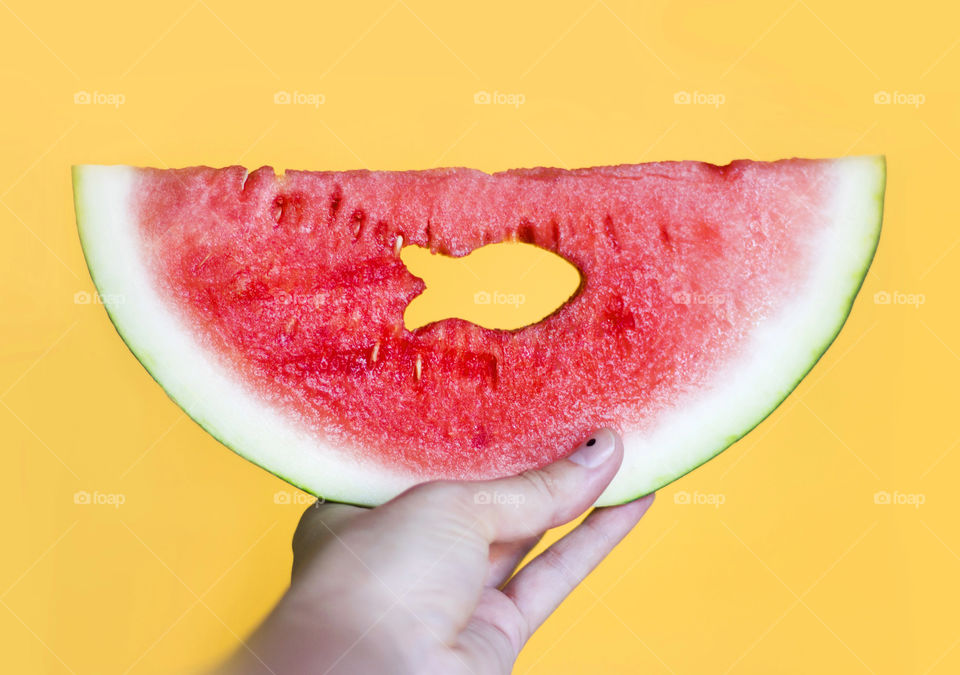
[568,429,616,468]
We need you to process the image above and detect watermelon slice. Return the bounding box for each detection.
[72,157,884,506]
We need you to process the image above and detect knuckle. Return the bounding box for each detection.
[291,503,358,555]
[536,547,579,588]
[518,469,562,504]
[406,479,470,508]
[487,613,526,665]
[291,504,321,552]
[401,480,483,530]
[580,516,616,551]
[477,593,529,664]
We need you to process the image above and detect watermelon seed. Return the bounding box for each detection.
[271,196,283,223]
[586,438,596,447]
[370,341,380,363]
[351,209,366,238]
[415,354,422,380]
[394,235,404,256]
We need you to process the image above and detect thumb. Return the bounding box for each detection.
[465,428,624,542]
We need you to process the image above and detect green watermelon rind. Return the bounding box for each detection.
[73,157,886,508]
[73,165,417,505]
[73,166,321,499]
[617,157,885,504]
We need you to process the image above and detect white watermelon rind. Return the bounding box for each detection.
[72,157,885,507]
[73,166,410,505]
[604,155,885,504]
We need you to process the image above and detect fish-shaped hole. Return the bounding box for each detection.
[400,241,582,331]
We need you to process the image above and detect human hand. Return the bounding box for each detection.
[220,428,654,674]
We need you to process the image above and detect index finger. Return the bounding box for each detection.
[456,428,624,542]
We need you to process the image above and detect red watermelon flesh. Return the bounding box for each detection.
[73,157,885,505]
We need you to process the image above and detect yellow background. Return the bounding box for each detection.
[2,1,959,672]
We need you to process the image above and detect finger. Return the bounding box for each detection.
[455,496,654,673]
[463,428,624,543]
[485,535,542,588]
[281,429,619,636]
[501,494,655,634]
[455,590,525,675]
[291,500,366,579]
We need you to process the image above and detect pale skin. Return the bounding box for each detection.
[219,428,655,674]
